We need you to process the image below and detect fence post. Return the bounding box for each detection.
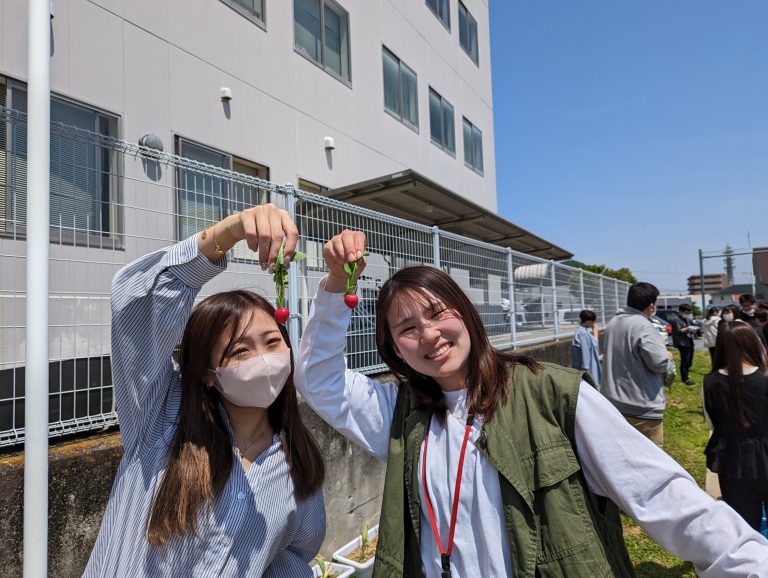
[283,184,301,352]
[507,248,517,348]
[550,260,559,339]
[24,0,51,576]
[599,276,606,327]
[614,279,620,316]
[432,225,441,268]
[579,269,585,310]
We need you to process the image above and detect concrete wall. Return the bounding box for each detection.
[0,336,578,578]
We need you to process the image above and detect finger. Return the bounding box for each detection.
[255,208,271,268]
[331,236,347,265]
[241,210,258,253]
[281,212,299,263]
[340,230,358,263]
[353,231,367,259]
[266,211,284,270]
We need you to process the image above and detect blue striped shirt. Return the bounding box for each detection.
[83,235,325,578]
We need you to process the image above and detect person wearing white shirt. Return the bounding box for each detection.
[295,229,768,578]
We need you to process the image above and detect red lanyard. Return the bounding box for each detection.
[421,410,475,578]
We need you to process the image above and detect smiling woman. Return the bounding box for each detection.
[295,229,768,578]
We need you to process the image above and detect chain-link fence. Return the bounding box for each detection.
[0,107,630,447]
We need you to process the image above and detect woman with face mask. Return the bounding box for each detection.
[296,229,768,577]
[721,305,738,324]
[83,205,325,578]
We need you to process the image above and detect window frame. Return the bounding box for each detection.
[174,136,270,254]
[382,46,419,133]
[426,0,451,31]
[428,87,455,156]
[0,76,124,249]
[293,0,352,86]
[219,0,267,29]
[458,1,479,65]
[462,116,484,175]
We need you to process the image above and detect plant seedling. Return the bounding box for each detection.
[343,252,369,309]
[314,555,338,578]
[273,240,305,325]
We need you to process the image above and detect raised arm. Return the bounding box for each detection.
[294,230,399,460]
[111,205,298,457]
[575,382,768,576]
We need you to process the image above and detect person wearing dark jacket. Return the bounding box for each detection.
[739,293,759,329]
[671,304,696,386]
[704,320,768,532]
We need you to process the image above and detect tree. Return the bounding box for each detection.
[577,264,637,284]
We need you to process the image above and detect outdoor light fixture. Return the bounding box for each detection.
[220,87,233,101]
[323,136,336,150]
[425,203,434,213]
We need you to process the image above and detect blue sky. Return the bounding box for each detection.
[489,1,768,293]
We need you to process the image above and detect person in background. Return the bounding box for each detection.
[587,282,672,446]
[739,294,759,328]
[721,304,739,324]
[704,320,768,532]
[571,309,601,384]
[671,304,696,386]
[702,307,721,367]
[754,309,768,349]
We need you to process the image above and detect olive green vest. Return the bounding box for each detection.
[372,362,636,578]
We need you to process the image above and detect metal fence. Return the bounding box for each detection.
[0,107,630,447]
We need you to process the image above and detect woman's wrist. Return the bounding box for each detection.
[199,214,240,261]
[322,273,348,294]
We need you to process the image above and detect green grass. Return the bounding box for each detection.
[621,349,712,577]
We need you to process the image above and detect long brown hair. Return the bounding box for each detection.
[147,290,324,546]
[710,320,768,428]
[375,266,540,422]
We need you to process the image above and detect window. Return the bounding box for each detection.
[429,88,455,155]
[220,0,265,26]
[175,137,269,243]
[426,0,450,29]
[462,117,483,174]
[294,0,351,82]
[0,77,120,243]
[382,47,418,130]
[458,2,478,64]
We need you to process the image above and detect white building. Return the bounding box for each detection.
[1,0,569,256]
[0,0,571,440]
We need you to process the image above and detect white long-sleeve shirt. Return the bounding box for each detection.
[295,284,768,578]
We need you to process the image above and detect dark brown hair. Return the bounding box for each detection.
[710,320,768,428]
[375,266,540,422]
[147,290,324,546]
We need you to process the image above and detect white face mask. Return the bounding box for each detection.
[213,351,291,408]
[723,313,735,322]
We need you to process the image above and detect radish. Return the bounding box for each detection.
[342,252,368,310]
[272,241,305,325]
[274,307,290,325]
[344,294,359,309]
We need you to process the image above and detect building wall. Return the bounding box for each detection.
[0,0,497,369]
[0,0,496,208]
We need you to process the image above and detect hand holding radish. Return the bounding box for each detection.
[323,230,367,305]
